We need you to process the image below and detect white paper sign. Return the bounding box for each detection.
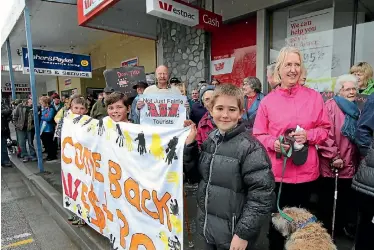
[139,94,187,128]
[61,114,189,250]
[286,8,334,92]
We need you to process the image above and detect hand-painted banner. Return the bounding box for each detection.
[61,113,189,250]
[139,94,187,128]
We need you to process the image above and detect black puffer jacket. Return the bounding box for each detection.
[352,138,374,197]
[184,123,275,249]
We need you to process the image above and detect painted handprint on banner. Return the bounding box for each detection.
[115,124,125,147]
[166,172,180,187]
[168,235,181,250]
[106,118,114,140]
[158,231,169,250]
[135,132,147,155]
[109,234,118,250]
[82,117,97,135]
[97,118,105,136]
[150,134,164,160]
[124,130,133,151]
[79,115,90,125]
[64,196,71,207]
[165,137,179,165]
[73,115,83,124]
[169,199,179,216]
[170,215,182,234]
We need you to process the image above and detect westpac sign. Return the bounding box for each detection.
[146,0,199,27]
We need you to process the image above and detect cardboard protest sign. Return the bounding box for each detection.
[61,113,189,250]
[320,92,368,110]
[103,66,146,98]
[139,94,187,128]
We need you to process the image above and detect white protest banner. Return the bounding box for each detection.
[286,8,334,92]
[61,113,189,250]
[139,94,187,128]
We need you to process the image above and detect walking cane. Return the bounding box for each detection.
[183,188,194,248]
[331,168,339,240]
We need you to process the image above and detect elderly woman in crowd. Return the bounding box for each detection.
[317,74,360,237]
[253,46,331,250]
[242,76,264,129]
[350,62,374,95]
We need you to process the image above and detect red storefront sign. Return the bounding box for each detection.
[77,0,119,26]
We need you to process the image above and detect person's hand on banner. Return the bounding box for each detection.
[184,120,194,127]
[124,131,133,151]
[97,118,105,136]
[137,99,145,110]
[185,124,197,145]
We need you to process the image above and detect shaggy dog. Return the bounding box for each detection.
[272,207,337,250]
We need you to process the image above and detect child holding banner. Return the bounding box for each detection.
[105,92,131,123]
[65,95,89,226]
[184,84,275,250]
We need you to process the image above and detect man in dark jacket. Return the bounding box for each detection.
[1,101,12,167]
[190,85,215,125]
[355,93,374,157]
[90,87,114,119]
[352,93,374,250]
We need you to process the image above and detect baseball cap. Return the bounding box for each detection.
[169,77,181,84]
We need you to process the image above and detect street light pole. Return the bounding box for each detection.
[24,4,44,173]
[6,39,17,100]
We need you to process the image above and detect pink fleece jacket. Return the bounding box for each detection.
[253,84,331,183]
[318,99,359,179]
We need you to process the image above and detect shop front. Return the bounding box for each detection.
[213,0,374,93]
[77,0,223,91]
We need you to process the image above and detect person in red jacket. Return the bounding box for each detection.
[318,74,360,238]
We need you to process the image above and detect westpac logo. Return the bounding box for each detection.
[158,1,195,20]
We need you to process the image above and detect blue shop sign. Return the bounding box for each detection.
[22,48,92,78]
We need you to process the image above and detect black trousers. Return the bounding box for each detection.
[317,177,356,236]
[355,192,374,250]
[268,181,316,250]
[41,132,57,159]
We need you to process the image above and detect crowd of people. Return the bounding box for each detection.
[1,45,374,250]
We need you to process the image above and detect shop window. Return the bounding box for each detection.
[270,0,355,92]
[210,16,257,86]
[354,0,374,66]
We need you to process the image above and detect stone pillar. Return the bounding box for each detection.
[157,20,209,94]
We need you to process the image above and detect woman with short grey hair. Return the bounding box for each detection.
[334,74,359,95]
[318,73,360,237]
[242,76,264,130]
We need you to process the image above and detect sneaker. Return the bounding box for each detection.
[22,158,29,163]
[72,218,86,226]
[68,214,78,222]
[45,157,58,162]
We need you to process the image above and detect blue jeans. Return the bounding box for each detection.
[1,136,10,165]
[17,129,36,158]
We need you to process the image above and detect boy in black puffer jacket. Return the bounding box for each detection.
[184,84,275,250]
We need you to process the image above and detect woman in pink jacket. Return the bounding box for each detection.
[253,46,331,250]
[318,74,360,238]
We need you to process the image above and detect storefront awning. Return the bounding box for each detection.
[78,0,158,40]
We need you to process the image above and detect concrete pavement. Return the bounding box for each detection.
[1,166,78,250]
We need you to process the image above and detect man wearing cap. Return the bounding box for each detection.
[90,86,114,119]
[130,81,148,124]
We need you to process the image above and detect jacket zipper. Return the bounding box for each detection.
[203,139,220,242]
[231,213,237,236]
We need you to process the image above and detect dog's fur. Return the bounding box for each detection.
[272,207,337,250]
